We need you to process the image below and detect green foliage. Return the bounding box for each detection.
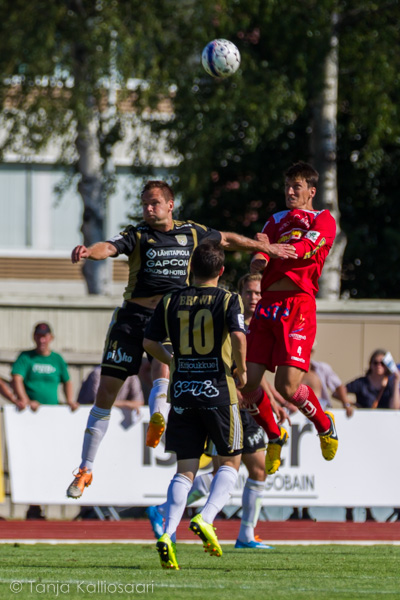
[1,543,400,600]
[0,0,398,295]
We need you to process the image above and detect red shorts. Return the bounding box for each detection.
[246,290,316,373]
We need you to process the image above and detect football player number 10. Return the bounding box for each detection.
[177,309,214,355]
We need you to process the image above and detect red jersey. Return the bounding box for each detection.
[258,208,336,297]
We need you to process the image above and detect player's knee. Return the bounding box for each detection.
[274,380,296,401]
[247,463,266,482]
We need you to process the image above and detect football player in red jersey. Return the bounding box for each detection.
[240,162,339,473]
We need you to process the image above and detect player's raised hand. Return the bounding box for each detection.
[250,254,268,273]
[71,245,90,263]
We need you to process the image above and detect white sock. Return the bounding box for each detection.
[148,378,170,420]
[164,473,193,539]
[200,465,238,524]
[79,406,111,471]
[238,478,266,543]
[187,472,214,505]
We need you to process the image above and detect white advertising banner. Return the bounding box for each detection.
[4,405,400,507]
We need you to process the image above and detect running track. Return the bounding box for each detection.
[1,520,400,543]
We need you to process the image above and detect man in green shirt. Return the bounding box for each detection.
[12,322,78,411]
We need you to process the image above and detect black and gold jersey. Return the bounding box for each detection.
[145,285,245,407]
[107,220,221,300]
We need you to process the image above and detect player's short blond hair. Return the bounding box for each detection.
[237,272,262,295]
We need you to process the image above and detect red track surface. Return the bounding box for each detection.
[1,520,400,542]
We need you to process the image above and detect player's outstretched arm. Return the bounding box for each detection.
[231,331,247,389]
[220,231,297,259]
[143,338,172,366]
[71,242,118,263]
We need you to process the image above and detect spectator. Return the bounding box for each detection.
[11,322,78,520]
[289,349,354,521]
[305,347,354,417]
[340,348,400,410]
[339,349,400,522]
[78,365,144,425]
[12,323,78,412]
[0,377,19,406]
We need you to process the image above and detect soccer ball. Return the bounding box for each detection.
[201,39,241,78]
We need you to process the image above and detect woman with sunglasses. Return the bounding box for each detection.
[340,349,400,410]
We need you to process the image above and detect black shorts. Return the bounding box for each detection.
[240,409,266,454]
[101,302,154,381]
[165,404,243,460]
[204,409,265,457]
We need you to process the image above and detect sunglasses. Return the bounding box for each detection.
[372,360,384,365]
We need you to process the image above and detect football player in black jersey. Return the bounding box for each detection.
[145,273,290,550]
[143,241,246,569]
[66,181,296,500]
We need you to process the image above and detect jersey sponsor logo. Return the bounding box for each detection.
[175,234,188,246]
[178,358,218,372]
[146,248,157,259]
[173,379,219,398]
[277,229,305,244]
[32,364,56,374]
[147,248,190,258]
[247,428,265,447]
[255,303,290,322]
[290,355,306,364]
[305,230,320,242]
[147,258,189,268]
[291,314,306,333]
[144,267,187,277]
[289,333,307,340]
[106,348,133,364]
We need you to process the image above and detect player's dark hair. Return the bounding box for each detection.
[284,161,319,188]
[141,180,174,203]
[237,272,262,295]
[191,241,225,279]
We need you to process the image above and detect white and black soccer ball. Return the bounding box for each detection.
[201,39,241,78]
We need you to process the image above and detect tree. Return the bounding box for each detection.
[0,1,399,298]
[152,0,400,297]
[0,0,182,292]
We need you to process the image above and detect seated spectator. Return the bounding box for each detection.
[339,349,400,522]
[78,365,144,425]
[290,349,354,521]
[305,347,354,417]
[340,348,400,410]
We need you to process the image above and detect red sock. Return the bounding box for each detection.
[291,384,330,433]
[242,387,281,439]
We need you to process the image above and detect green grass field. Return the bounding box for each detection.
[1,543,399,600]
